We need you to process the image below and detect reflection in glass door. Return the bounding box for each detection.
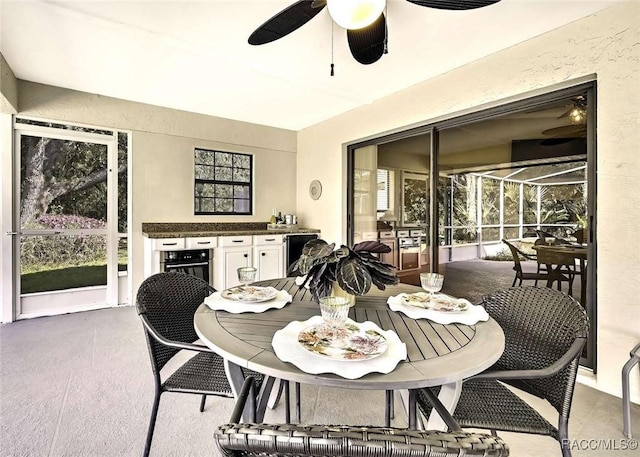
[348,86,595,370]
[15,122,119,318]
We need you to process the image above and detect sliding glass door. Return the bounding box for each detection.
[348,83,596,370]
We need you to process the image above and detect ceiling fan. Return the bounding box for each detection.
[541,95,588,139]
[248,0,503,66]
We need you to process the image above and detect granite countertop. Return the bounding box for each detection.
[142,222,320,239]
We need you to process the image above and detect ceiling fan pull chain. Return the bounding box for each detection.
[330,21,335,76]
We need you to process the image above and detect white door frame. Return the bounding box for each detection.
[1,113,14,322]
[10,120,120,320]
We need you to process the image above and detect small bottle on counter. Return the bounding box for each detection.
[269,208,277,224]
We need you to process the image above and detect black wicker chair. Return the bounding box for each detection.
[502,239,556,287]
[215,377,510,457]
[417,286,588,457]
[136,272,265,457]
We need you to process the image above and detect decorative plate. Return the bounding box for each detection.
[272,316,407,379]
[221,286,279,303]
[298,322,388,361]
[401,292,469,313]
[309,180,322,200]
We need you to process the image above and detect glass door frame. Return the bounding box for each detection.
[347,81,597,371]
[12,120,120,319]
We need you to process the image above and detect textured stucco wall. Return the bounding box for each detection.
[15,82,297,298]
[0,52,18,113]
[297,1,640,401]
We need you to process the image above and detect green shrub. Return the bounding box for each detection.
[20,215,106,271]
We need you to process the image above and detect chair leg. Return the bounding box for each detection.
[143,390,162,457]
[512,276,517,287]
[199,394,206,412]
[558,416,572,457]
[622,347,640,438]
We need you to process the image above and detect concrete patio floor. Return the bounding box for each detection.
[0,262,634,457]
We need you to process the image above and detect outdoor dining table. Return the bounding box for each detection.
[533,244,588,305]
[194,277,504,430]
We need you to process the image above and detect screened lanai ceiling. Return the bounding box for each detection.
[478,162,587,185]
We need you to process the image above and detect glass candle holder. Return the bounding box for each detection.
[319,296,350,331]
[237,267,257,286]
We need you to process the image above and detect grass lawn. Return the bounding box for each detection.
[21,263,127,294]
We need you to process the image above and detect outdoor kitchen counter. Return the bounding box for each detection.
[142,222,320,238]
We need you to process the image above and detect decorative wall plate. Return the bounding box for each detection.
[309,180,322,200]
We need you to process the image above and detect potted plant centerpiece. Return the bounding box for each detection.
[288,238,399,305]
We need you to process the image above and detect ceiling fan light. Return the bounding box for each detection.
[327,0,386,30]
[570,106,586,124]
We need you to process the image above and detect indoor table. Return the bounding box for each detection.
[533,244,588,305]
[194,277,504,430]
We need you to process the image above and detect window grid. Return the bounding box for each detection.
[194,148,253,215]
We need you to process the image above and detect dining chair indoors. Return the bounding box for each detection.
[502,239,550,287]
[417,286,588,457]
[215,377,510,457]
[136,272,264,457]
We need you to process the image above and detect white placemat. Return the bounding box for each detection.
[272,316,407,379]
[387,294,489,325]
[204,288,292,313]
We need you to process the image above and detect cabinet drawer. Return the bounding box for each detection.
[362,232,379,241]
[379,231,395,239]
[186,237,218,249]
[253,234,283,245]
[396,230,410,238]
[151,238,185,251]
[218,235,252,247]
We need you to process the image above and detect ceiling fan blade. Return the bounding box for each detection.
[406,0,501,10]
[248,0,326,45]
[347,13,387,65]
[541,125,587,137]
[558,107,573,119]
[540,137,580,146]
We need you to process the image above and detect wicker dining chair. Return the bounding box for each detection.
[502,239,553,287]
[417,286,588,457]
[136,272,265,457]
[215,377,510,457]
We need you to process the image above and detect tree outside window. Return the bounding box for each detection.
[194,148,253,215]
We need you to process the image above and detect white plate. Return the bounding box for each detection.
[401,292,469,313]
[387,294,489,325]
[204,289,292,314]
[272,316,407,379]
[297,322,388,361]
[221,286,278,303]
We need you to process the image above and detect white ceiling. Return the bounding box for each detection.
[0,0,623,131]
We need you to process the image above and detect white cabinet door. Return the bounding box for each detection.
[254,245,284,281]
[214,246,252,290]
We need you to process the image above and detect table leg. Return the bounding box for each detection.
[224,359,245,398]
[425,382,462,431]
[267,378,283,409]
[256,376,276,421]
[408,390,417,429]
[224,359,276,422]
